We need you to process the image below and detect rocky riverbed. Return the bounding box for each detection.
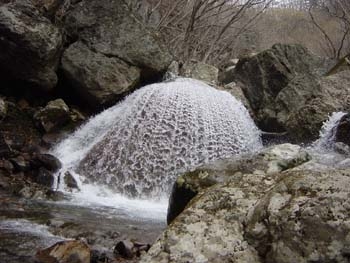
[0,186,166,263]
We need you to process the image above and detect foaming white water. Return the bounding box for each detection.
[0,219,63,239]
[302,111,348,169]
[53,78,262,201]
[312,111,346,151]
[63,184,167,220]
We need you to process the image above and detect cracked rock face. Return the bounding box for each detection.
[60,0,172,108]
[63,0,172,75]
[0,0,62,90]
[143,162,350,262]
[61,41,141,108]
[246,169,350,263]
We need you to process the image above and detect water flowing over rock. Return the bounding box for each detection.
[53,78,262,199]
[312,111,347,151]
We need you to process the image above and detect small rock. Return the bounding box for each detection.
[45,189,67,201]
[91,249,114,263]
[70,108,85,123]
[36,167,55,187]
[32,153,62,172]
[41,132,65,147]
[114,239,134,259]
[18,185,33,198]
[134,242,151,256]
[164,60,180,80]
[34,99,71,133]
[10,156,30,172]
[64,171,79,189]
[36,240,91,263]
[47,218,65,228]
[181,60,218,84]
[334,142,350,155]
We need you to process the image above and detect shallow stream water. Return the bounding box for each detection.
[0,190,166,263]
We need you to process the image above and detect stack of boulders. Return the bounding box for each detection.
[0,0,172,109]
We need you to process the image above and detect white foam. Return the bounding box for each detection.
[312,111,346,151]
[63,184,168,220]
[0,219,62,238]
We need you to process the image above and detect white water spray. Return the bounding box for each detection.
[312,111,346,151]
[52,78,262,201]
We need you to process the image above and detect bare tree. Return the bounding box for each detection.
[308,0,350,58]
[143,0,273,65]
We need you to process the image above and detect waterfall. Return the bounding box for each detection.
[312,111,346,151]
[52,78,262,200]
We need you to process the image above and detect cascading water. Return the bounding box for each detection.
[303,111,349,169]
[52,78,262,201]
[312,111,347,151]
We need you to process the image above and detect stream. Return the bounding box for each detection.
[0,189,167,263]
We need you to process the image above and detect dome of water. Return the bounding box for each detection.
[53,78,262,199]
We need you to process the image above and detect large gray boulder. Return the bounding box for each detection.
[63,0,172,77]
[167,144,310,224]
[233,44,348,141]
[61,41,141,108]
[245,169,350,263]
[0,0,62,90]
[143,166,350,263]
